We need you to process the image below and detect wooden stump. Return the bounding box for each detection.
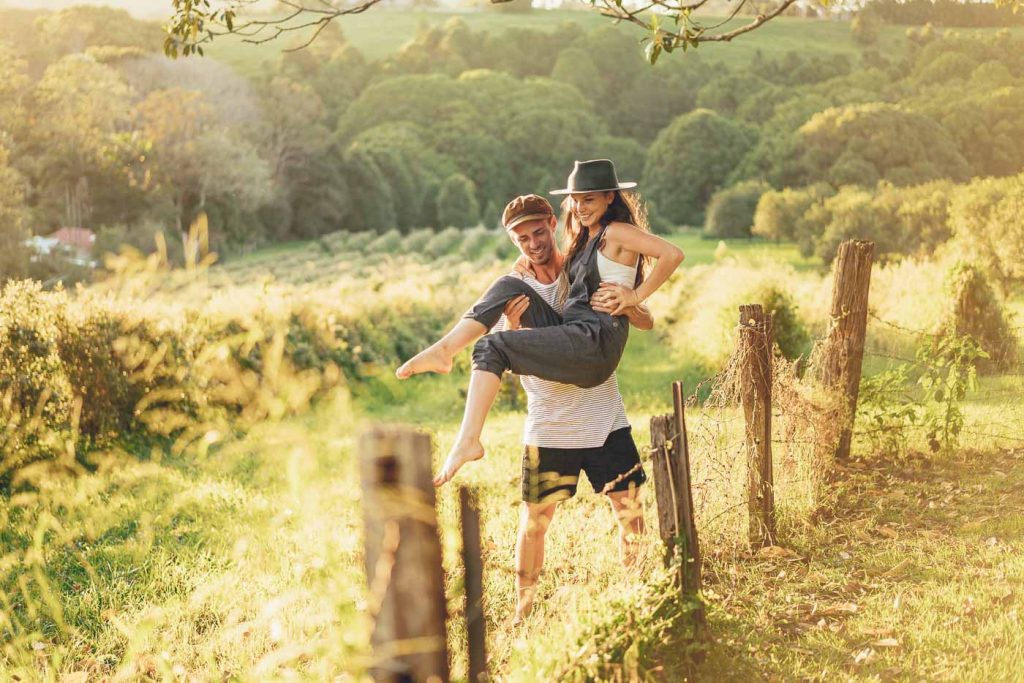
[738,304,775,548]
[360,426,449,683]
[459,487,488,683]
[820,240,875,461]
[649,382,704,622]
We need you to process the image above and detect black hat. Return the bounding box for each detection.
[550,159,637,196]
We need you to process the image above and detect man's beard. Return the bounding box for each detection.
[529,247,552,265]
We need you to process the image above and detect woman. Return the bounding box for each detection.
[397,159,685,486]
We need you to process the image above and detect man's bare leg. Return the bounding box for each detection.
[608,487,645,569]
[433,369,501,486]
[514,501,557,624]
[396,318,487,379]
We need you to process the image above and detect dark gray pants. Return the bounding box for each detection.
[463,275,627,389]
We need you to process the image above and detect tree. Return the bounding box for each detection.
[949,173,1024,294]
[696,72,770,117]
[752,184,834,246]
[703,181,768,239]
[342,143,397,233]
[0,43,29,140]
[37,6,163,61]
[813,187,900,264]
[783,103,971,189]
[917,85,1024,178]
[30,54,134,230]
[643,109,757,226]
[0,145,29,282]
[134,88,272,247]
[851,11,880,46]
[437,174,480,229]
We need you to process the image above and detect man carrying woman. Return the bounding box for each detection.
[397,159,685,621]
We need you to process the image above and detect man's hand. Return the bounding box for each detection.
[591,282,641,316]
[503,294,530,330]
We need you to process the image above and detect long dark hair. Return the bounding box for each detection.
[560,189,651,289]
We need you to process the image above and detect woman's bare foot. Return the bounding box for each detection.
[395,345,453,379]
[433,438,484,487]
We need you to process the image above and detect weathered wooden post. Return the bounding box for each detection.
[820,240,875,461]
[649,381,704,623]
[459,487,488,683]
[738,304,775,548]
[360,426,449,683]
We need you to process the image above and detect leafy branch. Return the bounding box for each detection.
[165,0,827,60]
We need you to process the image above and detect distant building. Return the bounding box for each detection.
[24,228,97,267]
[51,227,96,254]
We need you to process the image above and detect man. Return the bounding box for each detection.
[494,194,652,623]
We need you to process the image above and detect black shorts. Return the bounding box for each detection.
[521,427,647,504]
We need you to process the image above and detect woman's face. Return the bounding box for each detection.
[570,192,614,229]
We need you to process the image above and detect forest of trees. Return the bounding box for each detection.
[1,6,1024,282]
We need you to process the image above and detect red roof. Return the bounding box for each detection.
[51,228,95,251]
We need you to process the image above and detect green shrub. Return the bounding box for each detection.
[404,227,436,255]
[0,281,74,481]
[319,230,352,254]
[423,227,462,259]
[345,231,377,253]
[945,262,1018,373]
[366,229,402,254]
[703,181,768,239]
[437,173,480,229]
[459,226,497,261]
[758,284,811,360]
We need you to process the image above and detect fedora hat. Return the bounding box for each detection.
[550,159,637,196]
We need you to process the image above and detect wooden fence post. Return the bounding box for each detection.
[649,382,704,623]
[820,240,875,461]
[459,487,488,683]
[738,304,775,548]
[360,426,449,683]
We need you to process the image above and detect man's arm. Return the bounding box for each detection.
[624,303,654,331]
[591,288,654,330]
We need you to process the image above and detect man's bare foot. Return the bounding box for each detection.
[512,591,535,626]
[433,438,484,487]
[395,345,452,379]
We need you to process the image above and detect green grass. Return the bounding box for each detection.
[4,322,1021,680]
[204,9,960,74]
[3,245,1022,679]
[685,447,1024,681]
[667,230,820,271]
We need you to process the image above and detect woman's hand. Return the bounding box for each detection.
[591,282,640,316]
[503,294,530,330]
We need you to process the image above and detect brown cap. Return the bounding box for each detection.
[502,194,554,231]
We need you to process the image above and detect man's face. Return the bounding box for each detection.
[508,216,557,265]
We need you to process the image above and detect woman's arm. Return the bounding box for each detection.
[603,222,684,316]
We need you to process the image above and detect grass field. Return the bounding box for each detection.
[3,306,1020,680]
[206,9,920,74]
[3,235,1023,680]
[212,229,821,289]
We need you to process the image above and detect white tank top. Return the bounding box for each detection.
[597,249,638,287]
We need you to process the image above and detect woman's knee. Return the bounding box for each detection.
[495,274,534,293]
[472,336,508,377]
